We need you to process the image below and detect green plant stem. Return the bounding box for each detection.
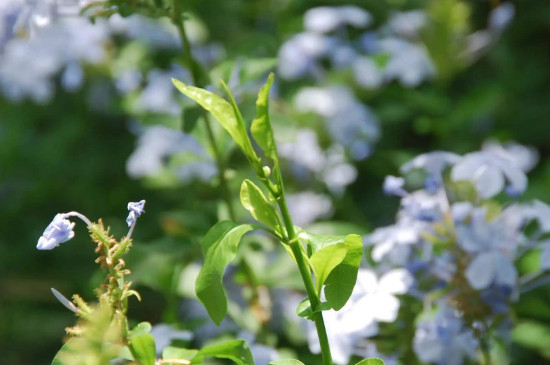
[171,2,236,221]
[276,184,333,365]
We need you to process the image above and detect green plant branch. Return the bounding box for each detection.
[171,1,236,221]
[270,175,333,365]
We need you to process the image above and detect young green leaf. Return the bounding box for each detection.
[129,334,156,365]
[195,221,254,325]
[296,298,332,320]
[240,179,280,230]
[324,234,363,310]
[250,73,277,164]
[309,243,348,294]
[51,339,77,365]
[192,339,255,365]
[162,346,199,362]
[355,358,385,365]
[172,79,259,165]
[128,321,152,338]
[269,360,306,365]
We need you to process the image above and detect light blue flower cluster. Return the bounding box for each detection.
[366,140,549,363]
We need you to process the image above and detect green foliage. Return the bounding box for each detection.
[250,73,278,167]
[240,179,281,230]
[172,78,261,169]
[354,359,385,365]
[163,340,255,365]
[269,360,305,365]
[195,221,254,325]
[306,233,363,310]
[129,334,156,365]
[296,298,331,320]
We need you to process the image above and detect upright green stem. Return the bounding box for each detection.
[171,2,236,221]
[276,183,333,365]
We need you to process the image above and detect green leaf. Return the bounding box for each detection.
[195,221,254,325]
[296,298,332,319]
[129,334,156,365]
[192,339,255,365]
[172,79,259,165]
[220,81,262,168]
[250,73,277,164]
[51,339,77,365]
[162,346,199,361]
[269,360,305,365]
[128,321,152,338]
[309,243,348,294]
[355,358,385,365]
[324,234,363,310]
[240,179,280,230]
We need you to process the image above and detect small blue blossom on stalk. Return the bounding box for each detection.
[37,211,92,250]
[126,200,146,239]
[126,200,145,227]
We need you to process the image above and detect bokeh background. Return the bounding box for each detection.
[2,0,550,364]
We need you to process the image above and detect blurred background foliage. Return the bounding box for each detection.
[2,0,550,364]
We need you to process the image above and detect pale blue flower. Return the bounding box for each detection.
[352,56,383,89]
[383,175,406,197]
[401,151,460,179]
[378,37,435,87]
[304,6,371,34]
[126,125,216,182]
[126,200,145,227]
[150,324,192,355]
[524,200,550,233]
[278,32,333,80]
[451,151,527,198]
[287,191,333,227]
[481,140,538,173]
[456,207,523,290]
[489,3,515,33]
[310,268,412,364]
[387,10,427,38]
[413,305,478,365]
[293,86,379,160]
[37,211,91,250]
[37,213,75,250]
[366,220,426,265]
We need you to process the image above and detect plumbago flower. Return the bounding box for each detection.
[37,200,148,364]
[364,140,550,363]
[307,268,413,364]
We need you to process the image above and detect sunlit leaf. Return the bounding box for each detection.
[129,334,156,365]
[172,79,259,166]
[192,339,255,365]
[240,179,280,230]
[309,243,348,294]
[324,234,363,310]
[195,221,253,325]
[269,360,305,365]
[251,73,277,164]
[355,358,385,365]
